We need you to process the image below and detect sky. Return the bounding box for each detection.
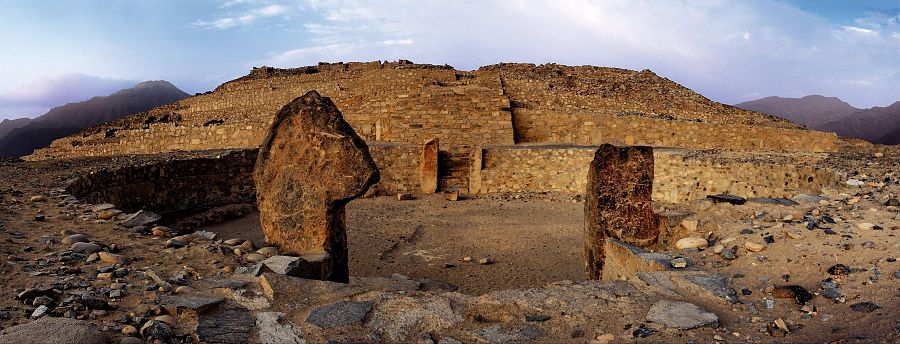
[0,0,898,120]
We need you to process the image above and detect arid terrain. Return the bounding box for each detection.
[1,144,898,343]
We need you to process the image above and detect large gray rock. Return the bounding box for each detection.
[646,300,718,329]
[0,317,111,344]
[305,301,372,328]
[257,312,305,344]
[158,294,223,316]
[198,308,255,344]
[255,91,379,283]
[121,210,161,227]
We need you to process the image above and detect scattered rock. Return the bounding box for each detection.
[256,247,279,257]
[645,300,719,329]
[849,301,881,313]
[773,285,814,305]
[675,237,708,250]
[744,241,766,252]
[62,234,88,245]
[30,195,47,202]
[721,247,737,260]
[97,252,123,264]
[478,258,493,265]
[670,257,688,268]
[444,190,459,201]
[306,301,373,328]
[30,305,49,318]
[140,320,174,343]
[827,264,851,276]
[885,198,900,207]
[121,210,161,228]
[845,179,864,187]
[70,242,102,254]
[856,223,875,230]
[397,193,414,201]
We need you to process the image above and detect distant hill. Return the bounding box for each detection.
[737,96,900,144]
[0,81,189,157]
[0,117,33,139]
[819,101,900,144]
[734,95,859,130]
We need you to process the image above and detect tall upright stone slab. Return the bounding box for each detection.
[420,138,439,194]
[584,144,658,280]
[255,91,380,283]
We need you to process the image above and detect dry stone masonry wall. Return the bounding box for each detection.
[471,145,843,203]
[32,61,845,199]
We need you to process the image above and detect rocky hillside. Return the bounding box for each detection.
[0,81,188,157]
[820,101,900,144]
[737,96,900,144]
[735,95,858,130]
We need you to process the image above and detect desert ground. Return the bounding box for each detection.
[0,150,898,343]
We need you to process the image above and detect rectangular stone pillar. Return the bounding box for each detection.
[584,144,659,280]
[420,139,439,194]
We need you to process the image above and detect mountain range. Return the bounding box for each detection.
[736,95,900,144]
[0,81,189,157]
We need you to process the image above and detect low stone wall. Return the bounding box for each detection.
[471,145,843,203]
[65,142,434,215]
[65,150,258,215]
[512,109,838,152]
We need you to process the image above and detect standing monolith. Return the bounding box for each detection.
[584,144,658,280]
[254,91,380,283]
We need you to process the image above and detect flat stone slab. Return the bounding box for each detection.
[707,194,746,205]
[158,294,224,316]
[748,197,798,206]
[197,308,255,344]
[121,210,161,227]
[306,301,373,328]
[646,300,718,329]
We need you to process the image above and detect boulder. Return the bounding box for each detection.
[584,144,658,279]
[255,91,379,283]
[646,300,718,329]
[121,210,161,227]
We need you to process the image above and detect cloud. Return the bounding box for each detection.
[192,3,289,29]
[0,74,136,119]
[252,0,898,108]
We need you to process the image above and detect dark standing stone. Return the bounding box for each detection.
[255,91,379,283]
[306,301,373,328]
[584,144,658,279]
[707,194,747,205]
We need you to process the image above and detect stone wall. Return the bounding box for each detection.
[30,61,836,166]
[66,142,432,215]
[65,150,258,215]
[471,145,843,203]
[512,109,838,152]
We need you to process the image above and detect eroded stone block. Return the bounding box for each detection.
[421,138,439,193]
[584,144,658,280]
[255,91,380,283]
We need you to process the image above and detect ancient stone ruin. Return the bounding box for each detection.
[1,60,896,343]
[254,91,380,283]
